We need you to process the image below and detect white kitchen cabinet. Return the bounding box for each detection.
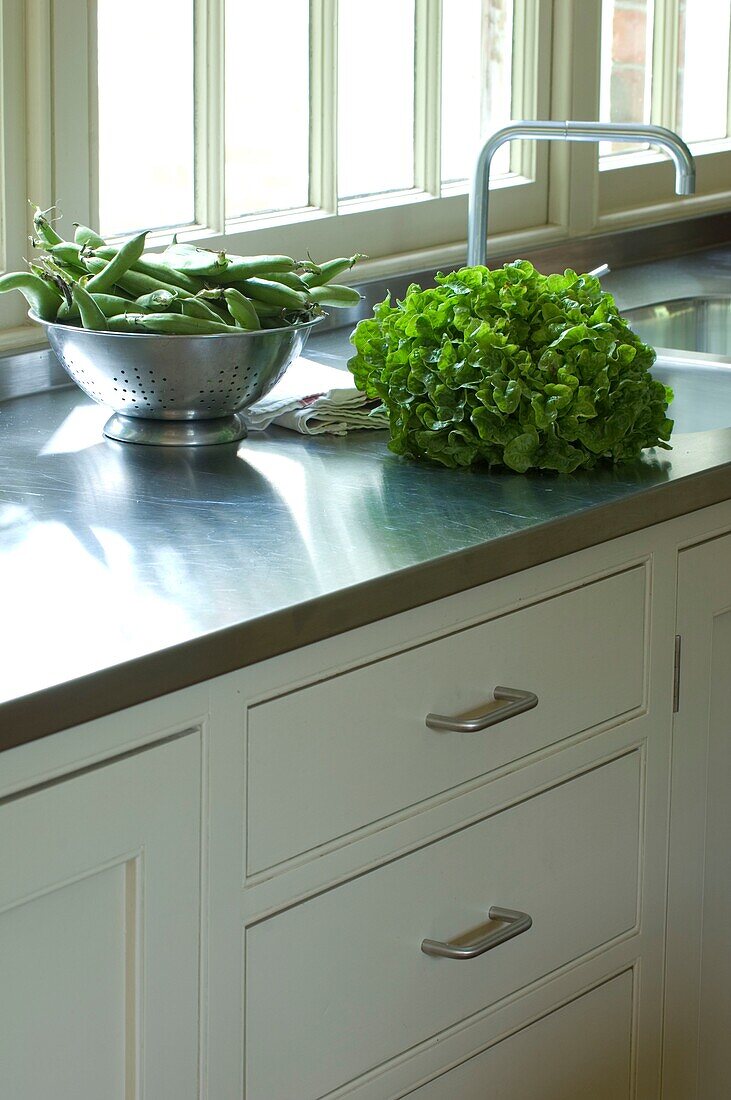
[234,524,673,1100]
[664,532,731,1099]
[5,501,731,1100]
[246,565,646,877]
[245,752,642,1099]
[405,971,634,1100]
[0,730,201,1100]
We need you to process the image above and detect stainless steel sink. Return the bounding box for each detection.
[652,355,731,434]
[624,296,731,433]
[626,295,731,360]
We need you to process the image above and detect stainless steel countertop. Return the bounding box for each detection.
[2,246,731,749]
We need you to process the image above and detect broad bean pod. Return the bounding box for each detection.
[238,277,307,310]
[302,254,366,288]
[135,289,180,312]
[95,246,204,294]
[306,284,362,307]
[162,243,229,277]
[85,231,147,294]
[74,224,106,248]
[111,312,235,335]
[49,242,87,267]
[181,296,231,324]
[222,288,261,330]
[0,271,62,321]
[258,270,308,292]
[39,255,87,285]
[32,206,64,248]
[248,300,286,318]
[73,284,108,331]
[58,293,143,322]
[204,255,296,282]
[85,259,196,301]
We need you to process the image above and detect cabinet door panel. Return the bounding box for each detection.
[408,971,634,1099]
[248,566,646,876]
[0,733,201,1100]
[697,608,731,1098]
[665,532,731,1099]
[0,864,127,1099]
[246,752,641,1099]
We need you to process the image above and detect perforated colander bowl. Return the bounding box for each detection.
[32,312,325,445]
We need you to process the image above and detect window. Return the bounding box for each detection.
[0,0,729,348]
[0,0,33,339]
[599,0,731,218]
[441,0,514,185]
[337,0,416,201]
[224,0,311,220]
[599,0,655,160]
[675,0,731,145]
[22,0,550,268]
[97,0,196,236]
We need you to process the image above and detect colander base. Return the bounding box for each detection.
[103,411,248,447]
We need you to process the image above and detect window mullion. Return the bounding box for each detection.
[0,0,28,333]
[510,0,540,180]
[651,0,679,128]
[508,0,555,227]
[727,9,731,138]
[25,0,54,229]
[50,0,93,231]
[414,0,442,198]
[195,0,225,234]
[310,0,338,214]
[555,0,601,237]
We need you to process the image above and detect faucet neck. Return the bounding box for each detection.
[467,120,696,267]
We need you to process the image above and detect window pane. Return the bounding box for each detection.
[225,1,310,219]
[338,0,415,201]
[97,0,195,236]
[441,0,514,185]
[676,0,731,144]
[599,0,654,159]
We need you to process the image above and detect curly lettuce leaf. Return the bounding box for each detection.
[348,260,672,473]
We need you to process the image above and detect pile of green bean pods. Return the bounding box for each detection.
[0,206,366,335]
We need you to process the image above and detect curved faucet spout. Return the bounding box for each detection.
[467,120,696,267]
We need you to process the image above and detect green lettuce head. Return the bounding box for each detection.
[348,260,673,473]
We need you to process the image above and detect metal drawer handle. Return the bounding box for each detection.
[425,687,538,733]
[421,906,533,960]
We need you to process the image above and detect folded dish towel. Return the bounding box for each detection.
[243,357,389,436]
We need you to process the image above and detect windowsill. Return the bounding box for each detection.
[440,172,529,198]
[0,324,48,355]
[600,139,731,174]
[598,188,731,232]
[103,175,541,252]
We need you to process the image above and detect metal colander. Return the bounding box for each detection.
[33,313,324,445]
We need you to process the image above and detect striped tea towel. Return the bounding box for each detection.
[243,357,389,436]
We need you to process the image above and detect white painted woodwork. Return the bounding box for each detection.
[246,565,646,876]
[4,501,731,1100]
[406,970,634,1099]
[697,606,731,1099]
[664,532,731,1099]
[0,733,201,1100]
[245,751,641,1099]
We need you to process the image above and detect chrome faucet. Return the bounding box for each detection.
[467,121,696,267]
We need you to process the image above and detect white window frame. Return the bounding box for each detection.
[2,0,730,352]
[16,1,555,259]
[0,0,558,348]
[0,0,33,342]
[596,0,731,230]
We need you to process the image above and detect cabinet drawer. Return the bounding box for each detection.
[247,566,646,875]
[407,971,634,1099]
[245,751,641,1099]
